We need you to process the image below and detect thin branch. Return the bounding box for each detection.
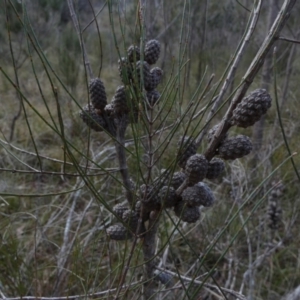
[5,0,24,142]
[142,213,161,299]
[67,0,93,78]
[235,0,251,12]
[113,230,140,300]
[114,115,134,205]
[240,237,285,297]
[0,168,118,176]
[155,267,247,300]
[82,0,107,32]
[125,97,216,145]
[53,190,78,295]
[245,239,284,275]
[278,36,300,44]
[0,138,114,171]
[155,13,181,40]
[279,31,300,109]
[204,0,297,161]
[282,286,300,300]
[195,0,262,147]
[0,281,142,300]
[0,290,6,300]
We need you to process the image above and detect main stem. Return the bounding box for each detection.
[142,212,160,299]
[114,115,134,206]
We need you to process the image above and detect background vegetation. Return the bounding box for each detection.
[0,0,300,299]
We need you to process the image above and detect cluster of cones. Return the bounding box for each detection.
[79,39,163,133]
[79,42,273,240]
[105,92,273,240]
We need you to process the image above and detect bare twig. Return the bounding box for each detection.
[272,29,300,136]
[282,286,300,300]
[155,267,247,300]
[82,1,107,32]
[278,36,300,44]
[0,138,115,171]
[245,239,284,276]
[204,0,297,161]
[113,229,140,300]
[114,115,134,205]
[235,0,251,12]
[240,238,284,297]
[252,0,278,156]
[279,32,300,110]
[125,96,216,145]
[0,290,6,300]
[5,1,24,142]
[195,0,262,147]
[9,99,22,142]
[0,168,118,177]
[0,281,142,300]
[156,13,181,40]
[53,186,79,295]
[142,88,161,300]
[67,0,93,78]
[142,212,161,299]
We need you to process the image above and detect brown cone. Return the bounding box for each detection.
[145,39,161,65]
[206,158,225,180]
[145,67,163,91]
[185,154,208,185]
[118,57,132,85]
[174,201,200,223]
[159,186,179,208]
[127,45,140,63]
[182,182,215,207]
[112,202,129,219]
[171,172,187,190]
[89,78,107,111]
[122,210,139,231]
[232,89,272,128]
[112,86,129,115]
[107,224,132,240]
[218,135,253,160]
[80,104,106,132]
[177,136,197,168]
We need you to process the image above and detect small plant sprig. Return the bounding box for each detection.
[74,0,295,298]
[79,36,275,297]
